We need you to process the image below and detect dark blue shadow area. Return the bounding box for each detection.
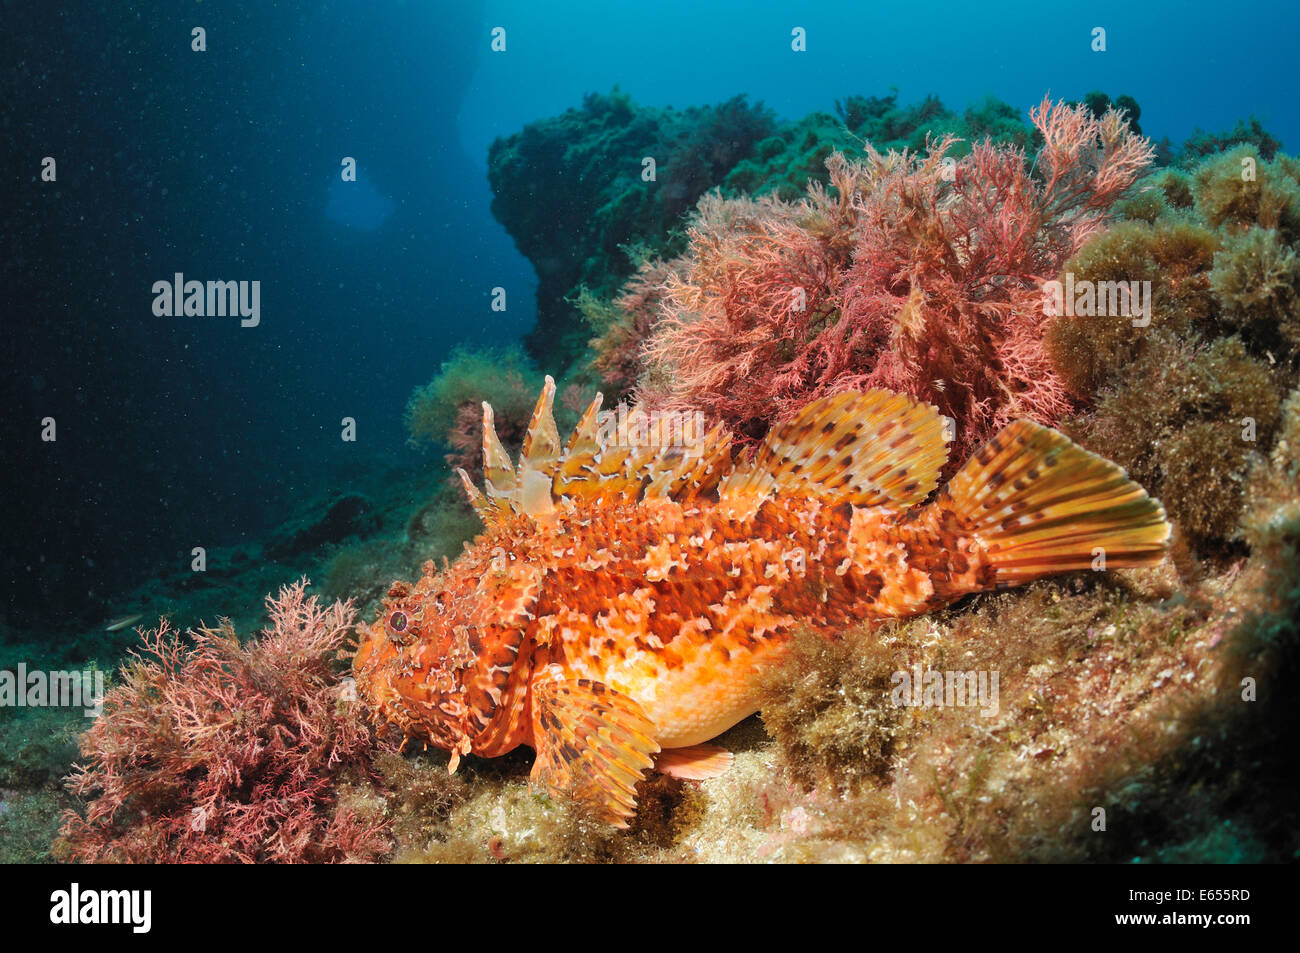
[0,0,532,626]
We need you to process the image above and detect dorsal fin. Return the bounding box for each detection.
[719,389,948,513]
[480,402,518,520]
[516,375,561,518]
[458,382,945,524]
[457,467,492,522]
[564,392,604,456]
[521,375,562,462]
[460,380,735,526]
[661,422,734,502]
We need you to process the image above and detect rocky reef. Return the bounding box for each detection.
[487,88,777,374]
[38,91,1299,864]
[488,87,1141,392]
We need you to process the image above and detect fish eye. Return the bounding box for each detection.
[385,610,411,642]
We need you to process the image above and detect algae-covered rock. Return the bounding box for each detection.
[488,88,776,375]
[264,492,379,561]
[1210,225,1300,353]
[490,89,1048,383]
[1192,145,1300,240]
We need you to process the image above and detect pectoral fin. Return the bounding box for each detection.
[529,669,661,828]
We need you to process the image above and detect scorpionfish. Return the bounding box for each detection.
[354,377,1170,826]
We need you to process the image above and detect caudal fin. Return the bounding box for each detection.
[939,420,1171,587]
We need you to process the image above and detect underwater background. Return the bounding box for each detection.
[2,0,1298,862]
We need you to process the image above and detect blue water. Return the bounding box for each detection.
[2,0,1296,630]
[458,1,1300,162]
[325,167,395,231]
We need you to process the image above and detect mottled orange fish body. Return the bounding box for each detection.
[354,379,1170,825]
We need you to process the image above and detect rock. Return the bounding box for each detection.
[265,493,380,562]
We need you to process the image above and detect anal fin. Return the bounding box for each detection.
[654,744,733,780]
[529,668,661,828]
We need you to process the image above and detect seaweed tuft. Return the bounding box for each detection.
[757,623,912,792]
[1191,145,1300,241]
[1210,225,1300,353]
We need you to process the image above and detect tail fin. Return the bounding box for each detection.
[939,420,1171,587]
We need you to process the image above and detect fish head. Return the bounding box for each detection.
[352,576,526,768]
